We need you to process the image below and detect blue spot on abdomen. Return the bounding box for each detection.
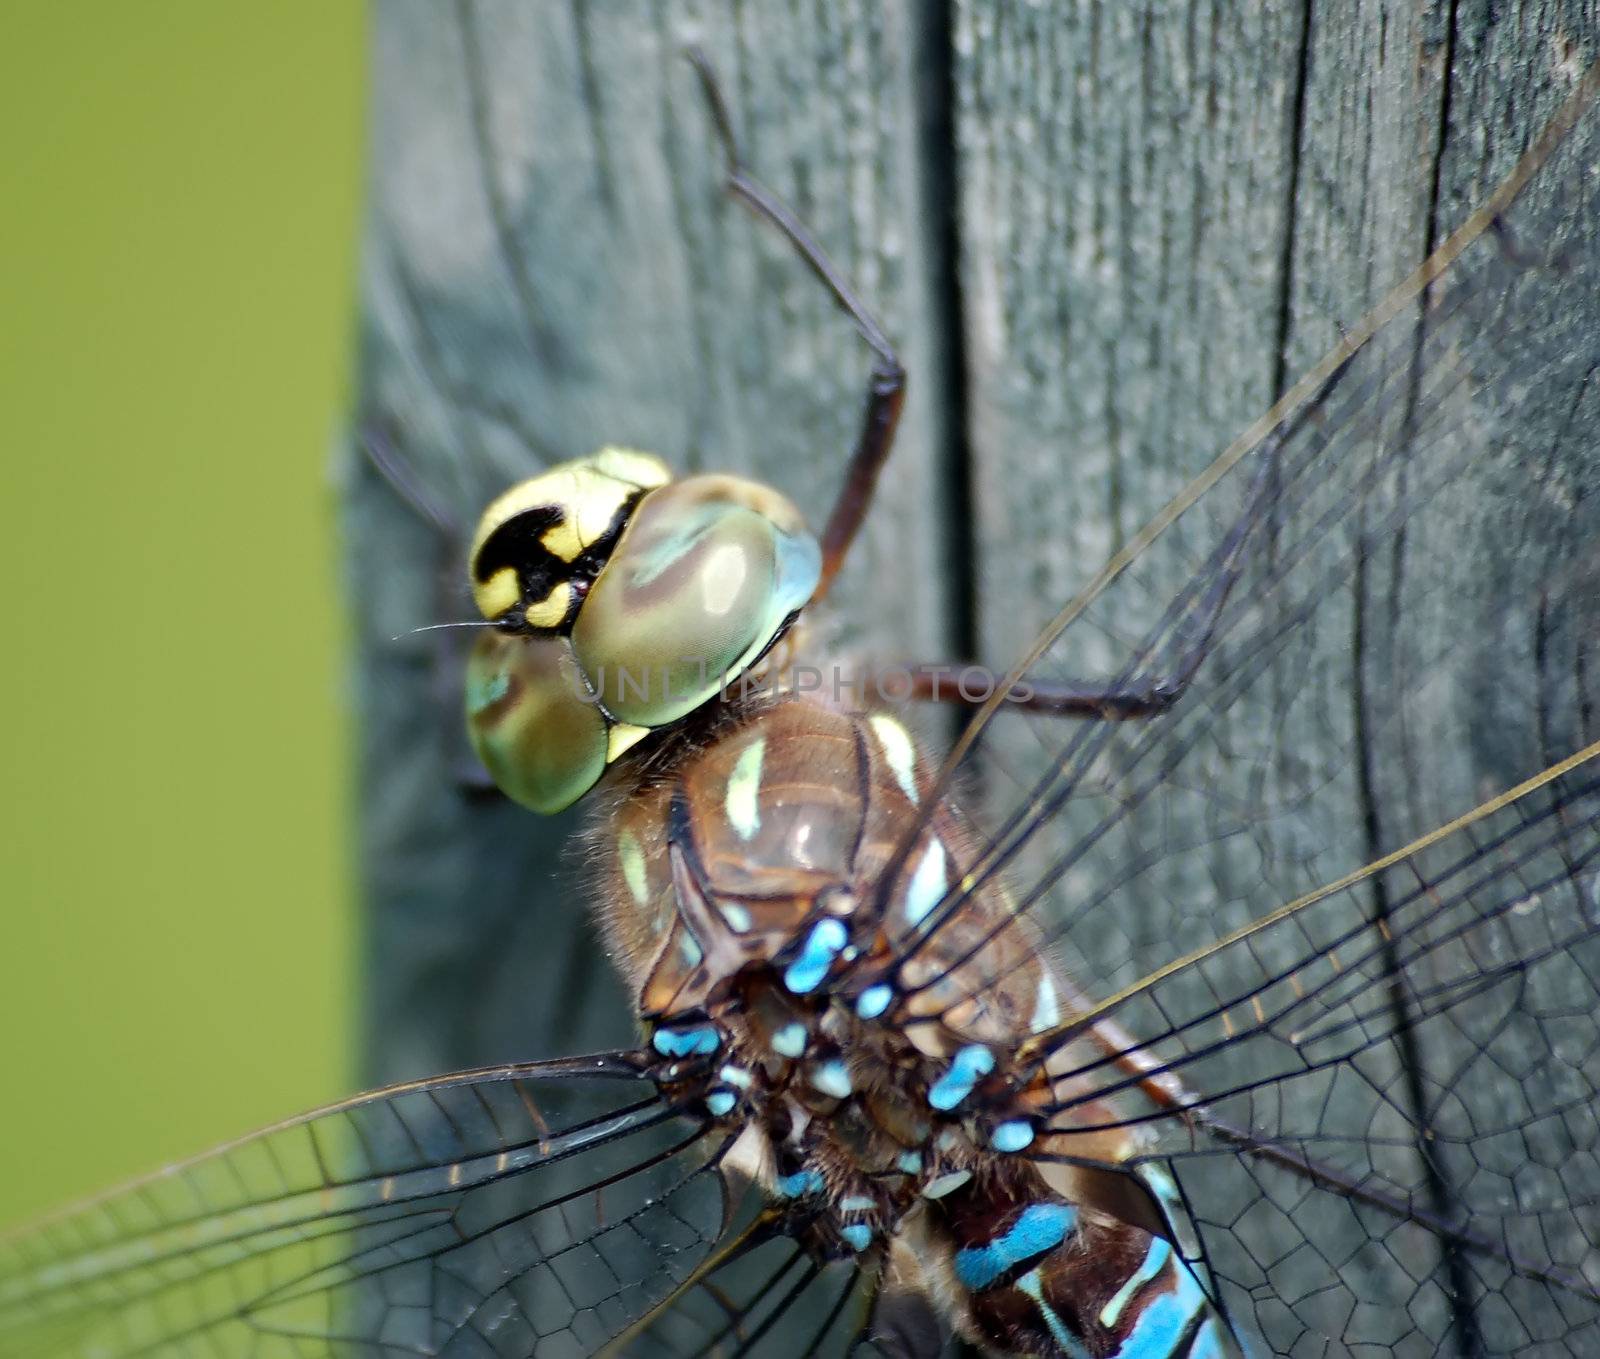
[774,1168,825,1198]
[991,1119,1035,1153]
[954,1202,1078,1292]
[840,1223,873,1251]
[856,983,893,1018]
[783,918,848,994]
[928,1044,995,1110]
[1111,1255,1213,1358]
[652,1025,720,1058]
[771,1022,807,1056]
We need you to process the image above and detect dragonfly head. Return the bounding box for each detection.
[464,448,821,813]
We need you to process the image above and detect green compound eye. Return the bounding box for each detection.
[464,630,615,815]
[572,475,822,727]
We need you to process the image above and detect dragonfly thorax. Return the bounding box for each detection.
[464,448,821,812]
[591,694,1244,1355]
[649,973,997,1261]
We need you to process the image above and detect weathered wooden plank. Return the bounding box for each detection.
[348,1,1597,1352]
[350,0,952,1086]
[956,2,1599,1352]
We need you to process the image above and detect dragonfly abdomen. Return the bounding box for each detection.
[932,1177,1242,1358]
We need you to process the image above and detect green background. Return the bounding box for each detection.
[0,7,364,1223]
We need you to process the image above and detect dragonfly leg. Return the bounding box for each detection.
[359,421,499,796]
[685,49,906,601]
[358,419,464,540]
[882,422,1285,722]
[882,664,1190,719]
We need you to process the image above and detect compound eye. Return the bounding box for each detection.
[572,475,821,727]
[465,631,611,813]
[468,447,670,628]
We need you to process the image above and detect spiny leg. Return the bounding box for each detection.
[879,403,1287,725]
[358,420,499,794]
[686,48,906,601]
[359,419,464,539]
[872,664,1190,719]
[867,542,1239,721]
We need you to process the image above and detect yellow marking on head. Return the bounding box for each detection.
[470,449,672,603]
[591,445,672,489]
[726,737,766,840]
[523,581,573,630]
[476,566,521,621]
[869,714,919,805]
[448,1162,462,1188]
[473,453,661,549]
[472,473,572,565]
[540,488,625,562]
[381,1176,395,1202]
[607,721,650,763]
[541,448,672,563]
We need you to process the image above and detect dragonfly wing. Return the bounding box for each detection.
[611,1176,956,1358]
[619,1238,888,1358]
[899,64,1600,1359]
[1031,760,1600,1353]
[0,1052,731,1358]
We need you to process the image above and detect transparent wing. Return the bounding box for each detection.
[0,1053,729,1358]
[620,1222,905,1358]
[1033,756,1600,1354]
[896,63,1600,1359]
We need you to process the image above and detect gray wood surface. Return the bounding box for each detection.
[349,2,1599,1352]
[351,1,952,1084]
[955,3,1600,1352]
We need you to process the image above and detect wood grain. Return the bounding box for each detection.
[352,1,952,1084]
[350,2,1599,1351]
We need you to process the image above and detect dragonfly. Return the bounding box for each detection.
[4,35,1600,1359]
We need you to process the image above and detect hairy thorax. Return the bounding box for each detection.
[577,695,1231,1357]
